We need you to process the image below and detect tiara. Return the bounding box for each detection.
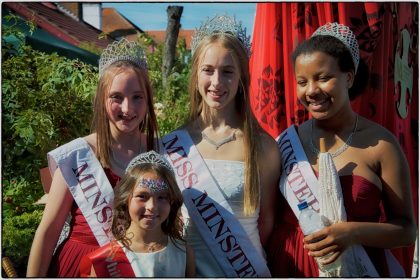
[99,38,148,76]
[312,22,360,73]
[125,151,174,174]
[137,178,168,193]
[191,14,251,57]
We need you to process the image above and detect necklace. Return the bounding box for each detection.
[140,236,167,253]
[310,114,359,158]
[201,129,237,150]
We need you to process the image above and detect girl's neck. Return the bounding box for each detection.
[110,127,143,152]
[126,227,168,253]
[199,109,241,132]
[313,108,355,134]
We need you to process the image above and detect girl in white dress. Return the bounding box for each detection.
[79,151,195,277]
[161,15,280,277]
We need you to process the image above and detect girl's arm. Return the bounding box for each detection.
[89,266,97,277]
[258,134,281,247]
[26,168,74,276]
[185,244,196,277]
[304,131,416,263]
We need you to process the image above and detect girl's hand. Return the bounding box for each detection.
[302,222,354,264]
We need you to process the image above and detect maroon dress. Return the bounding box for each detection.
[47,168,120,277]
[267,175,389,277]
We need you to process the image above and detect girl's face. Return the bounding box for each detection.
[294,51,354,120]
[106,69,148,135]
[197,42,240,112]
[128,171,171,233]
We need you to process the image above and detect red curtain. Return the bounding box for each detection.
[250,2,418,276]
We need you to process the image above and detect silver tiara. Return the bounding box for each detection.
[125,151,174,174]
[312,22,360,73]
[191,14,251,57]
[99,38,148,76]
[137,178,168,193]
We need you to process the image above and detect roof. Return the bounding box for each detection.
[146,29,194,50]
[4,2,113,49]
[102,7,143,41]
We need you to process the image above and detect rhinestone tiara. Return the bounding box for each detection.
[312,22,360,73]
[125,151,174,174]
[191,14,251,57]
[99,38,148,76]
[137,178,169,193]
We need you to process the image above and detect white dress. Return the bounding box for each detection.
[122,238,186,277]
[184,159,266,277]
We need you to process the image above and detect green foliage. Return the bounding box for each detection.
[2,208,44,271]
[2,17,98,276]
[136,33,191,135]
[78,41,102,55]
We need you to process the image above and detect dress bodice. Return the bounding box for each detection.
[268,174,388,277]
[123,238,186,277]
[185,159,265,277]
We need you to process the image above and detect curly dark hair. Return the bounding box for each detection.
[111,163,184,250]
[292,35,369,100]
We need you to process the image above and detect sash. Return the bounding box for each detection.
[276,126,404,277]
[80,242,135,277]
[161,129,271,277]
[48,138,114,247]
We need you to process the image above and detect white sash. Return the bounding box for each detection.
[48,138,114,247]
[161,130,271,277]
[276,126,404,277]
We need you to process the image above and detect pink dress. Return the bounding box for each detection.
[47,168,120,277]
[267,175,389,277]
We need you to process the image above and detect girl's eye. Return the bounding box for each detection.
[110,95,123,102]
[202,67,213,73]
[134,94,144,100]
[297,80,307,87]
[158,195,169,200]
[135,194,148,200]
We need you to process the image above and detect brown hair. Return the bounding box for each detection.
[91,61,159,168]
[188,34,263,215]
[111,163,184,249]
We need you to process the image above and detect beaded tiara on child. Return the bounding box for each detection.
[190,14,251,57]
[125,151,174,175]
[312,22,360,73]
[99,38,148,77]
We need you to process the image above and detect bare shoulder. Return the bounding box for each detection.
[356,116,404,163]
[357,117,400,148]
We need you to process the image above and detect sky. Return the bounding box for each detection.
[102,2,257,38]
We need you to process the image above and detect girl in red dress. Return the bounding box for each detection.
[267,22,416,277]
[26,38,159,277]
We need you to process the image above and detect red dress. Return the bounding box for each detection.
[267,175,389,277]
[47,168,120,277]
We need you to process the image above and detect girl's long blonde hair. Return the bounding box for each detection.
[188,34,263,215]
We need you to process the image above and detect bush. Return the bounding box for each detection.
[2,15,97,276]
[136,33,191,135]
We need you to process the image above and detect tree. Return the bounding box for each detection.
[162,5,183,90]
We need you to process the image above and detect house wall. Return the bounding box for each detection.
[82,3,102,30]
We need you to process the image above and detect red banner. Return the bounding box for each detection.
[250,2,418,276]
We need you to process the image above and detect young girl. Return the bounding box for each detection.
[161,15,280,277]
[26,38,159,277]
[79,150,195,277]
